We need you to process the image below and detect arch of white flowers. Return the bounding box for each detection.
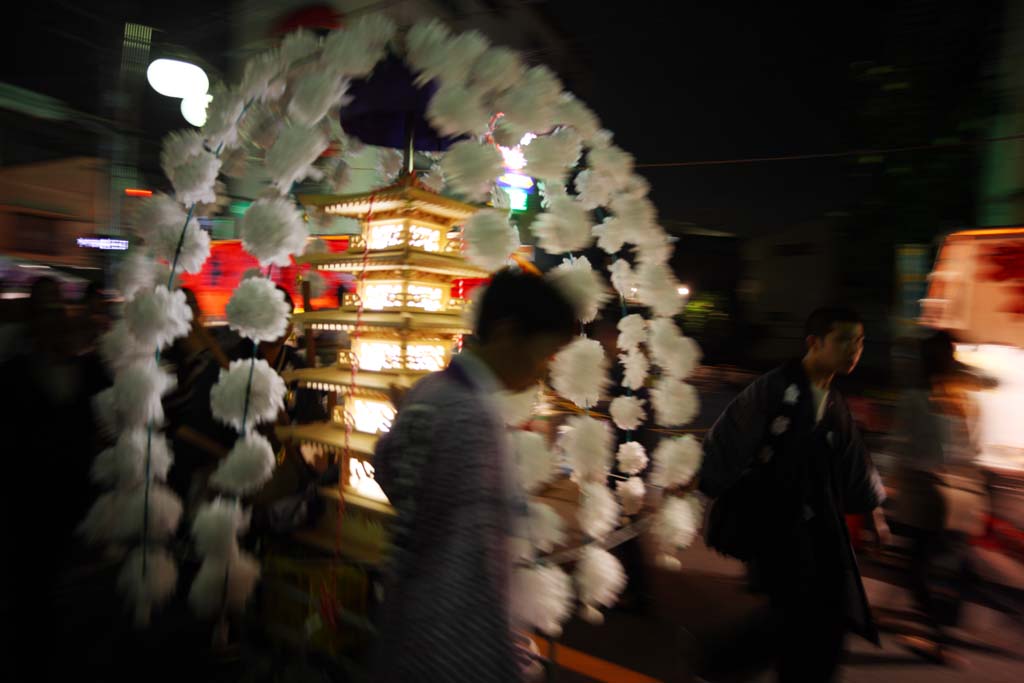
[83,14,705,639]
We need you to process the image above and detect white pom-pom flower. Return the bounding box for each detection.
[463,209,519,272]
[299,269,327,298]
[609,395,646,431]
[523,128,582,184]
[117,547,178,627]
[547,256,611,324]
[575,546,626,624]
[113,359,176,427]
[427,84,490,137]
[439,140,504,202]
[616,441,649,476]
[651,378,699,427]
[92,387,121,440]
[161,131,220,206]
[619,347,649,391]
[210,358,287,431]
[616,475,646,515]
[287,72,350,127]
[124,286,193,350]
[495,65,562,135]
[302,238,329,256]
[192,497,250,559]
[405,19,452,78]
[617,314,647,351]
[556,93,601,143]
[497,386,541,427]
[470,46,524,95]
[226,276,291,343]
[633,224,674,266]
[527,502,566,553]
[279,29,320,66]
[509,430,557,494]
[648,318,702,381]
[189,551,261,618]
[651,435,703,488]
[636,261,685,318]
[530,195,594,255]
[147,218,211,275]
[91,428,174,487]
[592,215,629,254]
[323,13,395,77]
[266,124,328,192]
[559,414,613,483]
[133,193,185,241]
[210,432,277,495]
[578,481,620,541]
[99,320,152,374]
[608,259,636,299]
[587,144,634,192]
[240,51,282,103]
[575,169,615,212]
[420,165,446,193]
[117,251,159,300]
[410,27,489,87]
[80,484,183,545]
[611,194,658,233]
[551,337,609,409]
[239,197,308,267]
[202,86,245,151]
[512,564,573,637]
[652,495,703,558]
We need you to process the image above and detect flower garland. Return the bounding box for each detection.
[82,13,706,637]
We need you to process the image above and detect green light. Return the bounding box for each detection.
[229,200,252,217]
[507,187,528,212]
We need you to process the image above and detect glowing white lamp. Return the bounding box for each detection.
[180,94,213,127]
[147,58,209,98]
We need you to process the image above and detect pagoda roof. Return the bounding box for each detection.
[297,247,489,278]
[276,421,381,459]
[282,365,428,398]
[298,178,478,222]
[293,308,471,335]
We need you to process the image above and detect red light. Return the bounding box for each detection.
[124,189,153,197]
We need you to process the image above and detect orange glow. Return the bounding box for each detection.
[124,188,153,197]
[950,227,1024,238]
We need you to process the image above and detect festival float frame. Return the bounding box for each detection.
[277,176,489,561]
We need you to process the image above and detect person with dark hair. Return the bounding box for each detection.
[370,268,575,683]
[890,329,977,665]
[699,306,887,682]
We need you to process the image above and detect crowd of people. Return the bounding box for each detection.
[0,269,1003,683]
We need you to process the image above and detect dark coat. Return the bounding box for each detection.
[699,359,886,643]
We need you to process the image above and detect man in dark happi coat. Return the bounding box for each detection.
[371,269,575,682]
[699,307,887,682]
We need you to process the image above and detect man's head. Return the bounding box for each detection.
[803,306,864,375]
[473,268,576,392]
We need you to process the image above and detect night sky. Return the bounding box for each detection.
[1,1,964,236]
[542,1,890,237]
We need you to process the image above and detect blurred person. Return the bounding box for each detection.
[890,330,978,665]
[699,306,887,683]
[370,268,575,683]
[0,276,97,679]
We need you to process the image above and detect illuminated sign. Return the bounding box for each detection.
[505,187,528,212]
[77,237,129,251]
[124,188,153,197]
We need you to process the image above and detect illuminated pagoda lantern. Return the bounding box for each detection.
[276,175,488,559]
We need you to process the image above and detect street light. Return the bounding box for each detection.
[146,58,209,99]
[677,286,691,297]
[180,93,213,127]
